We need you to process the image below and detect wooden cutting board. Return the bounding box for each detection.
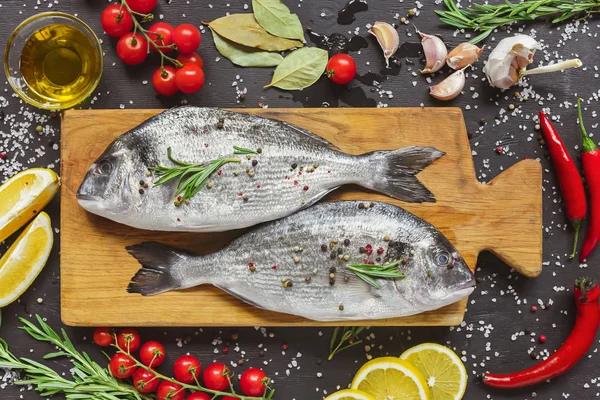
[60,108,542,327]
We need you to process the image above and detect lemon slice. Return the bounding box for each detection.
[325,389,376,400]
[400,343,467,400]
[0,168,59,243]
[0,212,53,307]
[351,357,430,400]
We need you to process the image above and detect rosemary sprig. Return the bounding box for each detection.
[436,0,600,44]
[0,315,150,399]
[346,259,406,289]
[233,146,259,155]
[328,327,366,361]
[150,147,242,203]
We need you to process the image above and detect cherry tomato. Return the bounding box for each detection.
[202,363,230,391]
[157,381,185,400]
[326,54,357,85]
[117,33,148,66]
[139,340,167,367]
[177,53,204,69]
[101,5,133,38]
[127,0,157,14]
[109,353,136,379]
[152,66,179,96]
[175,64,204,94]
[93,327,114,347]
[173,355,201,384]
[133,368,160,393]
[173,24,201,54]
[148,22,174,53]
[186,393,210,400]
[240,368,267,396]
[116,328,142,352]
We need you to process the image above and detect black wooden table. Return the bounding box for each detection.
[1,1,599,399]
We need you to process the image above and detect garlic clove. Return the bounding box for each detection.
[483,34,538,89]
[417,29,447,74]
[369,21,399,68]
[429,68,466,101]
[447,42,483,70]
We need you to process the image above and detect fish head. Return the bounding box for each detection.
[409,231,475,307]
[76,136,149,217]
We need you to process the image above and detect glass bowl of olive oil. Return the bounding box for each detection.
[4,12,103,110]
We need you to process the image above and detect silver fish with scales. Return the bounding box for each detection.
[127,201,475,321]
[77,107,444,232]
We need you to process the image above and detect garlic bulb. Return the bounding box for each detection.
[418,30,447,74]
[447,43,483,70]
[430,68,466,101]
[483,34,582,89]
[369,21,399,68]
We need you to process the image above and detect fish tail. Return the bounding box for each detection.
[361,146,445,203]
[127,242,188,296]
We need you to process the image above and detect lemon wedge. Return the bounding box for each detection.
[400,343,467,400]
[0,168,59,243]
[0,212,53,307]
[351,357,430,400]
[325,389,376,400]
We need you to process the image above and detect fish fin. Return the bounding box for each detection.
[299,186,341,210]
[361,146,445,203]
[126,242,187,296]
[280,121,341,151]
[213,285,268,311]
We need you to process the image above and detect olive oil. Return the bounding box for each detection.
[19,23,101,105]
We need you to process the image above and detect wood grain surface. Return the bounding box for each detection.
[60,108,542,327]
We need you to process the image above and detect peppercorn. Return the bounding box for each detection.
[338,304,344,311]
[370,202,375,208]
[316,358,322,365]
[35,125,43,133]
[329,272,335,279]
[337,247,343,255]
[243,195,249,201]
[283,279,293,288]
[329,267,336,273]
[291,163,297,169]
[344,274,350,281]
[358,203,365,209]
[257,148,262,154]
[232,332,239,340]
[375,257,381,262]
[249,265,256,272]
[207,182,213,189]
[174,200,181,206]
[184,199,190,205]
[234,170,240,176]
[343,255,349,261]
[508,104,515,111]
[400,17,406,23]
[238,359,245,365]
[305,276,311,282]
[408,8,415,15]
[359,247,365,254]
[248,170,255,177]
[217,118,225,129]
[139,180,145,186]
[252,160,258,167]
[383,235,390,242]
[538,335,547,343]
[531,305,538,312]
[321,244,328,252]
[293,256,301,263]
[531,352,538,360]
[344,239,350,246]
[330,251,336,259]
[139,188,144,195]
[258,350,265,357]
[329,278,335,285]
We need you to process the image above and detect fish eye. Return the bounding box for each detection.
[434,250,451,267]
[97,160,112,175]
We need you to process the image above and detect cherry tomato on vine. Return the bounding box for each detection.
[127,0,157,14]
[116,328,141,352]
[173,355,201,384]
[93,327,114,347]
[152,66,179,96]
[133,368,160,393]
[116,33,148,66]
[109,353,137,379]
[202,363,230,391]
[101,4,133,38]
[157,381,185,400]
[148,22,174,53]
[240,368,268,396]
[326,54,357,85]
[177,53,204,69]
[186,393,210,400]
[175,64,204,94]
[139,340,167,367]
[173,24,201,54]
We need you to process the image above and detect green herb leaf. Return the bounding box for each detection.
[211,29,283,67]
[264,47,328,90]
[208,13,303,52]
[252,0,305,41]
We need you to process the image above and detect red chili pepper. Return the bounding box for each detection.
[577,99,600,261]
[482,277,599,388]
[539,111,587,258]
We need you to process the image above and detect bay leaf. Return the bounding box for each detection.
[252,0,305,42]
[208,14,303,52]
[264,47,328,90]
[211,29,283,67]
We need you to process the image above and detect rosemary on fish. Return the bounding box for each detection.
[150,147,242,203]
[233,146,260,155]
[346,259,406,289]
[328,326,366,361]
[436,0,600,44]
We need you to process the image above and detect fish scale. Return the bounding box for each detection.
[127,201,476,321]
[77,107,444,232]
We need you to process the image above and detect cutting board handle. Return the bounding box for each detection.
[477,159,543,277]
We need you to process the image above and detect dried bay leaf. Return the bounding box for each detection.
[208,14,303,52]
[211,29,283,67]
[252,0,305,42]
[264,47,328,90]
